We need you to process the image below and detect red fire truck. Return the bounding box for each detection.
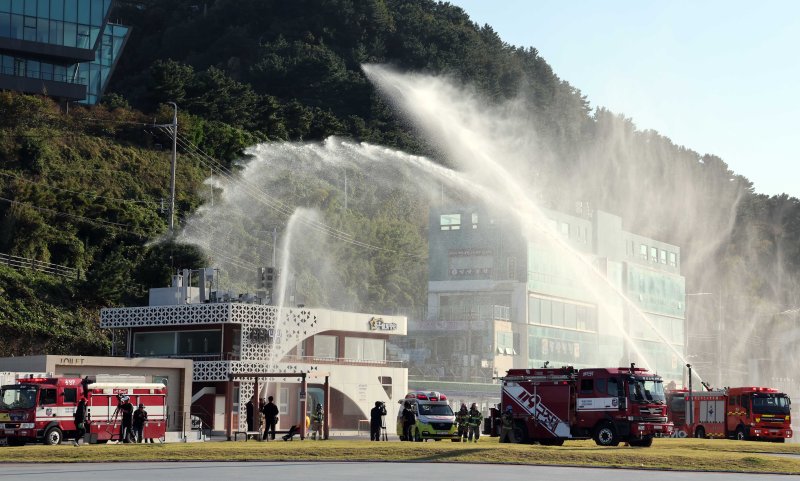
[491,365,673,447]
[0,375,167,446]
[666,386,792,442]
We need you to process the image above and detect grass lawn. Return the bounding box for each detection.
[1,437,798,474]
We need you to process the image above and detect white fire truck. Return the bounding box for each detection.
[0,375,167,445]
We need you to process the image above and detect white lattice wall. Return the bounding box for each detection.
[101,304,319,363]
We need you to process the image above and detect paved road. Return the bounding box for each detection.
[0,462,792,480]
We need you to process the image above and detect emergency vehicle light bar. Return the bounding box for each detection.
[405,391,447,401]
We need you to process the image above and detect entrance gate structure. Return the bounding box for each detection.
[229,371,330,440]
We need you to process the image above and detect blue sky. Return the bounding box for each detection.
[448,0,799,198]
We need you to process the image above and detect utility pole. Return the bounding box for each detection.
[167,102,178,235]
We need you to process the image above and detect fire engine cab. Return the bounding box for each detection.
[493,364,673,447]
[666,386,792,442]
[0,375,167,446]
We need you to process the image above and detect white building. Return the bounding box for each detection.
[100,269,407,439]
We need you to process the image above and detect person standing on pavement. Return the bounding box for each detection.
[261,396,279,441]
[401,401,416,441]
[310,403,324,440]
[467,403,483,442]
[457,403,469,442]
[73,396,87,446]
[369,401,386,441]
[499,405,516,443]
[113,395,135,443]
[132,403,150,443]
[245,398,254,432]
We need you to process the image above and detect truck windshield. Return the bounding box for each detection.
[629,378,665,404]
[751,394,790,415]
[417,404,454,416]
[0,385,38,410]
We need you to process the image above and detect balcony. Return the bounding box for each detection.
[0,64,86,100]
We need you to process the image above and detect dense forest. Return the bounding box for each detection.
[1,0,799,361]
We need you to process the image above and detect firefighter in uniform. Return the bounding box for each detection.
[73,396,87,446]
[114,395,135,443]
[310,403,324,440]
[499,405,516,443]
[457,403,469,442]
[402,401,416,441]
[467,403,483,442]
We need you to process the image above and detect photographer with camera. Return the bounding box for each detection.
[370,401,387,441]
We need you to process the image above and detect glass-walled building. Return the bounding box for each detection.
[0,0,129,104]
[411,203,686,402]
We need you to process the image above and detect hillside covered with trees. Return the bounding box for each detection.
[1,0,798,358]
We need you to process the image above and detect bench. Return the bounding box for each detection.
[234,430,262,441]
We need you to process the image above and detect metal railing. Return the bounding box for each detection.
[0,65,85,84]
[0,252,79,279]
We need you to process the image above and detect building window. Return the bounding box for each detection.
[507,257,516,279]
[650,246,658,262]
[23,14,35,41]
[660,250,667,264]
[134,332,176,357]
[639,244,648,260]
[177,330,221,355]
[576,306,587,330]
[541,299,552,325]
[471,212,478,229]
[529,297,541,324]
[344,337,385,361]
[380,376,392,399]
[313,334,337,359]
[564,304,577,329]
[279,387,289,415]
[496,331,516,355]
[440,213,461,231]
[668,252,677,267]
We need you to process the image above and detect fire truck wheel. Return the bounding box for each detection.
[694,426,706,439]
[44,427,63,446]
[593,422,619,447]
[735,426,747,441]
